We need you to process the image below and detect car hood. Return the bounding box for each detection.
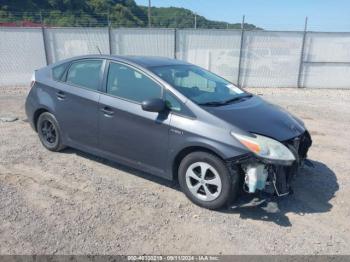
[201,95,305,141]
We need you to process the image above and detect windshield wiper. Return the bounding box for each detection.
[220,94,253,104]
[198,101,227,106]
[198,94,253,107]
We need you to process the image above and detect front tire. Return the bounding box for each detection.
[37,112,65,152]
[178,151,239,210]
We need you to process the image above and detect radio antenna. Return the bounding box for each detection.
[96,46,102,55]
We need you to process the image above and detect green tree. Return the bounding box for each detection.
[0,0,261,29]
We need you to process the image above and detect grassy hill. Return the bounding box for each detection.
[0,0,260,29]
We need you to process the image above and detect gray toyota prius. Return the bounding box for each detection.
[25,55,312,209]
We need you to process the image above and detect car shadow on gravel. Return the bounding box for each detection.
[62,149,338,227]
[62,148,180,190]
[225,160,338,227]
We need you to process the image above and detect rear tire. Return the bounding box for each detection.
[37,112,65,152]
[178,151,239,210]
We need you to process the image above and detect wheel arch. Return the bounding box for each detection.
[33,108,50,132]
[172,146,225,181]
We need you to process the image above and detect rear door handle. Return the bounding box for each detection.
[56,91,66,100]
[101,107,114,117]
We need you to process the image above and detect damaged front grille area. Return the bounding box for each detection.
[236,131,312,197]
[283,130,312,166]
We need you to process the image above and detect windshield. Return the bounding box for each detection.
[150,64,250,105]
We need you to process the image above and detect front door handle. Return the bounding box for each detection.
[101,107,114,117]
[56,91,66,100]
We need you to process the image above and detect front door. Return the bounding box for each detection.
[98,61,170,176]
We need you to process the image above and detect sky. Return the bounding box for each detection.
[135,0,350,32]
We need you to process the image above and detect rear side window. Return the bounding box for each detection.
[107,62,162,103]
[52,63,69,81]
[66,60,103,91]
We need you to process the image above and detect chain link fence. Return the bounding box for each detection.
[1,26,350,88]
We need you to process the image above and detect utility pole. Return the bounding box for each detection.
[194,13,197,29]
[148,0,151,28]
[39,11,43,26]
[107,11,111,26]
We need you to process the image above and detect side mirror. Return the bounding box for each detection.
[141,98,166,113]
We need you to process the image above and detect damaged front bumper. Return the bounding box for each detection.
[230,131,312,196]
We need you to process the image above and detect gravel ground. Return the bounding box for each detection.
[0,86,349,255]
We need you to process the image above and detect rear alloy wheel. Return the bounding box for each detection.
[37,112,65,152]
[178,151,239,210]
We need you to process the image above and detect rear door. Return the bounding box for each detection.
[98,61,170,176]
[53,59,105,150]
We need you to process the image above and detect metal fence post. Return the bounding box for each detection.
[114,28,120,55]
[236,15,245,87]
[108,12,112,55]
[297,17,308,88]
[174,28,177,59]
[108,25,113,55]
[40,11,49,65]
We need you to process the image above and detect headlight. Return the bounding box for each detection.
[231,132,295,162]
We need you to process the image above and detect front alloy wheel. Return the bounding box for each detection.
[185,162,222,201]
[178,151,240,210]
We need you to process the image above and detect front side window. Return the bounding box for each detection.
[165,91,182,112]
[66,60,103,91]
[151,65,250,106]
[107,62,162,103]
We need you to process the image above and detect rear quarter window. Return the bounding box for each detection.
[52,63,69,81]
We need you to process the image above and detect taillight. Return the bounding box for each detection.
[30,72,36,88]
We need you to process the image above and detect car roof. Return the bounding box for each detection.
[114,55,191,68]
[60,54,191,69]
